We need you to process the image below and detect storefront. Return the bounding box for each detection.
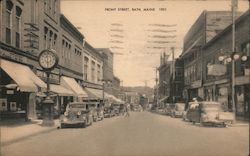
[235,75,250,119]
[0,59,46,120]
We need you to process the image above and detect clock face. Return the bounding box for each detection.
[39,49,58,70]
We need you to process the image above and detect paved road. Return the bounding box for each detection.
[1,111,249,156]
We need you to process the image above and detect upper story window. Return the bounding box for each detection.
[44,27,48,48]
[15,6,22,48]
[49,30,53,48]
[5,0,13,44]
[84,57,89,80]
[53,34,57,49]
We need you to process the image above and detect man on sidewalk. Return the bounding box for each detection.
[124,105,130,117]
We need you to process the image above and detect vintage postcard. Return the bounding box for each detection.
[0,0,249,156]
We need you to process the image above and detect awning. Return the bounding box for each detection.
[0,59,46,92]
[61,76,87,97]
[84,88,103,99]
[50,84,75,96]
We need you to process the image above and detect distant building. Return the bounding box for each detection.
[96,48,114,94]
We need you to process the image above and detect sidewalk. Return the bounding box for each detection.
[0,119,60,146]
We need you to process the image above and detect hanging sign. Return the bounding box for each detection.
[207,63,226,76]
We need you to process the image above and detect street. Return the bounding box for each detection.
[1,111,249,156]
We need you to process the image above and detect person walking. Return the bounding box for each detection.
[124,104,130,117]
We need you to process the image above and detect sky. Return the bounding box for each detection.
[60,0,249,87]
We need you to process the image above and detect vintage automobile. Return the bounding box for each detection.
[111,103,121,115]
[164,103,175,116]
[103,106,115,118]
[60,102,93,128]
[85,101,102,122]
[171,103,185,118]
[95,105,104,121]
[118,104,126,115]
[200,101,235,127]
[182,101,200,123]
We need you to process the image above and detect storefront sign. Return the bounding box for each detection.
[235,76,250,85]
[191,80,202,88]
[82,82,102,89]
[207,64,226,76]
[6,90,14,94]
[0,50,28,64]
[36,70,60,83]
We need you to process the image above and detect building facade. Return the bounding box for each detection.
[180,11,240,102]
[202,10,250,118]
[0,0,87,120]
[96,48,114,95]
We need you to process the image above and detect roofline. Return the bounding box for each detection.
[203,10,249,49]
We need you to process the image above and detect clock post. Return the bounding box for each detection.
[38,49,59,126]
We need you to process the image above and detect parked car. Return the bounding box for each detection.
[200,101,235,127]
[111,103,121,115]
[182,101,200,123]
[171,103,185,118]
[60,102,93,128]
[103,106,115,118]
[164,103,175,116]
[96,105,104,121]
[119,104,126,115]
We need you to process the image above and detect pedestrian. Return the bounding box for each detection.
[124,105,130,117]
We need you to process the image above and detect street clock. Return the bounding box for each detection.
[38,49,58,71]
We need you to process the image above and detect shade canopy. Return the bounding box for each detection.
[61,76,88,97]
[0,59,46,92]
[50,84,75,96]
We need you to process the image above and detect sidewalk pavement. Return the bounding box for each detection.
[0,119,60,146]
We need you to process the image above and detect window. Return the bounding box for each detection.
[53,34,57,49]
[97,64,101,82]
[84,57,89,80]
[44,27,48,48]
[15,6,22,48]
[62,40,65,58]
[49,30,53,48]
[6,0,13,44]
[68,44,71,60]
[91,61,95,82]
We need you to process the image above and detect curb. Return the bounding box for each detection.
[1,127,57,147]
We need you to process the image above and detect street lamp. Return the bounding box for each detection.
[218,52,247,117]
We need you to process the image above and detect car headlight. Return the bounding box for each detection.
[64,112,68,116]
[77,111,81,115]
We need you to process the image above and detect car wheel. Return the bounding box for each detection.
[81,123,86,128]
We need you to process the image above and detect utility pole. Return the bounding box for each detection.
[154,67,159,107]
[231,0,237,117]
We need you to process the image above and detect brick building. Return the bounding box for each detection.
[202,10,250,118]
[180,11,241,102]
